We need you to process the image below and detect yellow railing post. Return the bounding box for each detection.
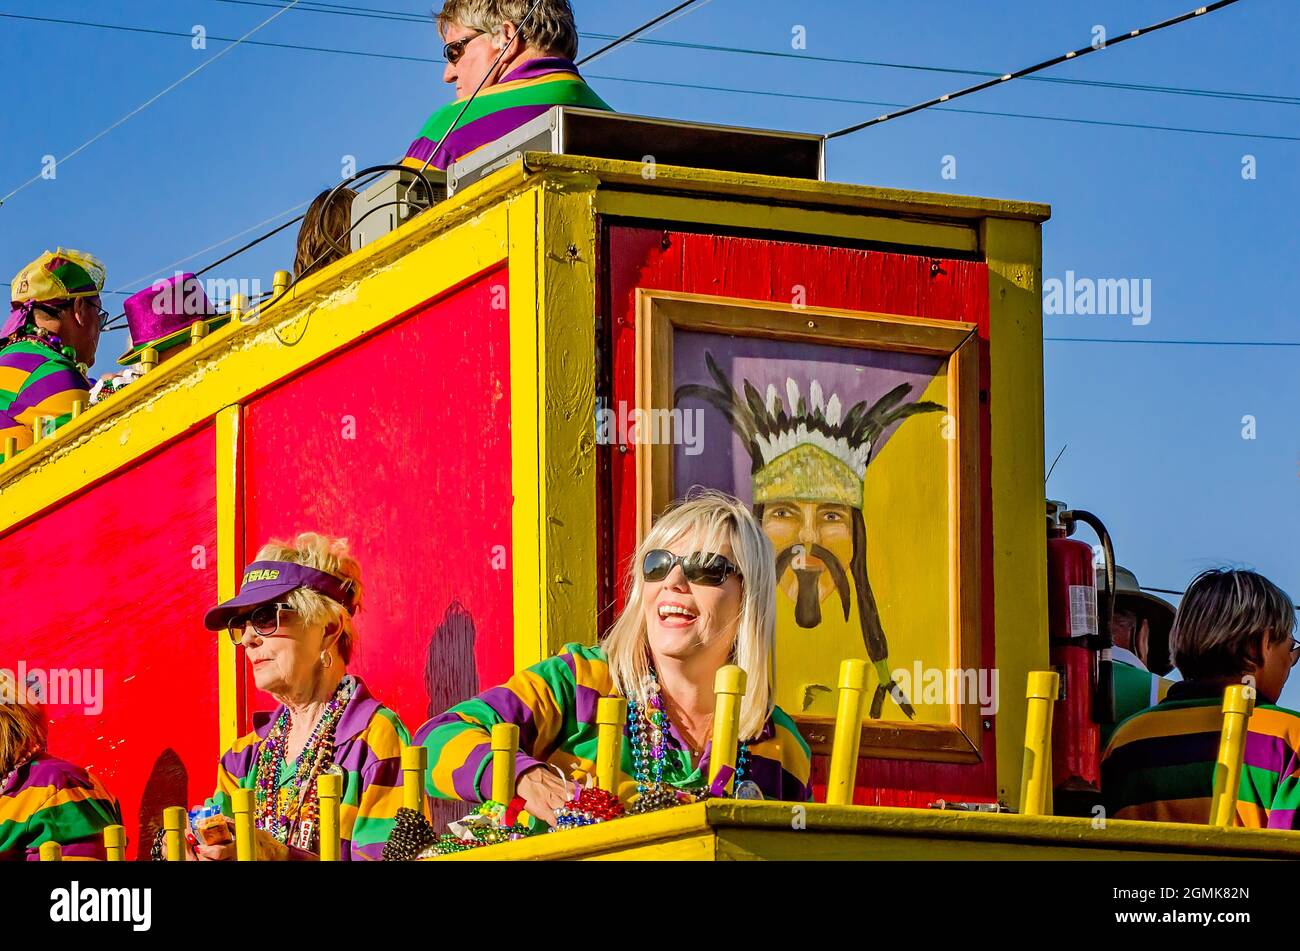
[39,841,62,862]
[103,824,126,862]
[71,400,85,419]
[31,417,45,445]
[596,697,627,792]
[190,320,209,346]
[163,806,187,861]
[317,773,342,861]
[1210,683,1255,827]
[233,788,256,862]
[402,745,428,816]
[491,722,520,804]
[139,347,160,373]
[709,665,746,795]
[230,294,246,325]
[2,436,17,463]
[1019,670,1059,816]
[273,270,291,298]
[826,659,869,805]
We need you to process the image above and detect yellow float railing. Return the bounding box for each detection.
[317,773,343,861]
[1209,683,1255,827]
[39,841,62,862]
[402,745,428,816]
[709,665,746,795]
[491,722,520,804]
[1019,670,1059,817]
[103,824,126,862]
[596,697,627,793]
[163,806,187,861]
[826,659,869,806]
[233,788,256,861]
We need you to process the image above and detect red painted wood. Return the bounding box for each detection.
[241,265,515,742]
[0,428,219,858]
[603,226,997,806]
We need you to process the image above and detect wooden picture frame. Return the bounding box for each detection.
[635,289,984,763]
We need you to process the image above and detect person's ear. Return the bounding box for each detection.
[322,621,342,650]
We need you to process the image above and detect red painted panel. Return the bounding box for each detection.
[0,428,219,858]
[242,265,514,745]
[603,226,996,806]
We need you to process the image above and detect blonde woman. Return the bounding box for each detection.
[416,491,812,826]
[0,669,121,861]
[197,533,410,860]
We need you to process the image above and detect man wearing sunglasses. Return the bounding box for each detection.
[1,248,107,454]
[402,0,610,173]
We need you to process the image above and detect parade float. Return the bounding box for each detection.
[4,108,1294,860]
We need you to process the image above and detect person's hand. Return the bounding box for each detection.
[515,766,571,828]
[193,819,236,861]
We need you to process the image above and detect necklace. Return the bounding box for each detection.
[10,327,86,374]
[626,668,748,807]
[254,675,355,850]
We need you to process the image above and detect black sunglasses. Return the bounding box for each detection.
[227,602,296,645]
[443,30,486,65]
[642,549,742,587]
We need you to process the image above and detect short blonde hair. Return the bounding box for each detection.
[436,0,579,60]
[1171,568,1296,680]
[0,669,47,774]
[603,490,776,741]
[255,533,364,664]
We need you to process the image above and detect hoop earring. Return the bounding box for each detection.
[320,650,333,669]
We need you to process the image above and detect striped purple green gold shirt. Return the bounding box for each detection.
[0,339,90,453]
[0,753,122,861]
[1101,681,1300,828]
[415,643,813,806]
[402,57,611,172]
[209,677,410,860]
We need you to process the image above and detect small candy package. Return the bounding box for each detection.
[189,804,233,847]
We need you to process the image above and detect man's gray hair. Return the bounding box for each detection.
[436,0,579,60]
[1170,568,1296,681]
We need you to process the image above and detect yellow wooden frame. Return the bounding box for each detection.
[635,290,983,762]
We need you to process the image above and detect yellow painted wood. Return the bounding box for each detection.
[163,806,187,861]
[1020,670,1060,817]
[596,697,627,792]
[39,841,62,862]
[596,191,979,254]
[826,659,868,805]
[402,745,428,815]
[1211,684,1255,826]
[983,216,1050,810]
[215,405,241,755]
[491,722,521,804]
[232,788,256,862]
[710,665,745,793]
[526,153,1051,223]
[317,773,343,861]
[103,824,126,862]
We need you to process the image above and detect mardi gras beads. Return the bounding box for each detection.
[552,786,625,831]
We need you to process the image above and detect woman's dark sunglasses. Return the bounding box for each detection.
[443,30,486,65]
[642,549,742,587]
[227,602,295,645]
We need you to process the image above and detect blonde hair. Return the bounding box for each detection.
[604,490,775,740]
[436,0,579,60]
[255,533,364,664]
[1171,568,1296,680]
[0,669,47,774]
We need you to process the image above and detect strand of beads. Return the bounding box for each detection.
[552,786,624,831]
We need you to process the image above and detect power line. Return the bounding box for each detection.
[828,0,1250,139]
[1045,337,1300,347]
[0,1,304,208]
[13,7,1298,110]
[577,0,711,67]
[1,13,1293,144]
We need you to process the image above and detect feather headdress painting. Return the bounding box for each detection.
[677,350,945,719]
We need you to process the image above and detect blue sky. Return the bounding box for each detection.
[1,1,1296,695]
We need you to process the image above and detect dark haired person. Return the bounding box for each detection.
[402,0,610,173]
[1102,568,1300,827]
[294,187,359,280]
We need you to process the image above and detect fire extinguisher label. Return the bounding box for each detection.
[1070,584,1098,637]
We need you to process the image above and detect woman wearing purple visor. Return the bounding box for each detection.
[194,533,410,861]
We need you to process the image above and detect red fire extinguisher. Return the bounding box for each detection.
[1045,500,1117,815]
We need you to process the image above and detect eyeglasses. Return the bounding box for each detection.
[642,549,742,587]
[94,302,111,332]
[443,30,486,65]
[1289,638,1300,666]
[227,602,296,645]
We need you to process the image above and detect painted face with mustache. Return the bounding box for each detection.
[760,501,856,628]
